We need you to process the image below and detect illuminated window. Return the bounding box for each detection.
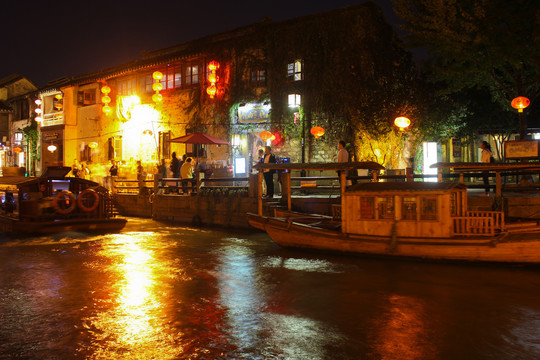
[287,60,304,81]
[377,196,394,219]
[402,197,417,220]
[14,132,23,141]
[185,65,199,85]
[288,94,301,107]
[251,70,266,83]
[359,197,375,219]
[145,69,181,93]
[421,197,438,220]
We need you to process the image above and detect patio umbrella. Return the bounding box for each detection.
[169,132,230,182]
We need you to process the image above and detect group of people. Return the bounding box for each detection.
[71,159,91,179]
[157,152,196,194]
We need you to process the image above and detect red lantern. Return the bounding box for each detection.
[102,105,112,115]
[206,84,217,98]
[394,116,411,131]
[101,95,111,104]
[152,93,163,103]
[152,71,163,80]
[152,82,163,92]
[208,73,218,84]
[511,96,530,113]
[101,85,111,94]
[13,146,22,153]
[208,61,220,71]
[310,126,325,139]
[259,131,273,141]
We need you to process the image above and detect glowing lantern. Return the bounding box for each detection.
[47,144,57,153]
[208,61,220,71]
[152,82,163,92]
[34,99,42,105]
[310,126,325,139]
[88,142,98,149]
[101,95,111,104]
[259,131,273,141]
[101,85,111,94]
[35,108,42,114]
[511,96,530,113]
[13,146,22,153]
[152,71,163,80]
[102,105,112,115]
[208,73,218,83]
[206,84,217,98]
[394,116,411,131]
[35,116,43,123]
[55,103,63,110]
[152,93,163,102]
[55,94,63,100]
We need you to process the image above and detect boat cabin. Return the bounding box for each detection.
[342,182,500,238]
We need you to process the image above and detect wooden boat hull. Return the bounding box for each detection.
[247,213,540,263]
[1,217,127,235]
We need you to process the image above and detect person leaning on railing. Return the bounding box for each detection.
[181,158,194,195]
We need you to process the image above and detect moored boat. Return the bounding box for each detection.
[248,163,540,263]
[0,166,126,235]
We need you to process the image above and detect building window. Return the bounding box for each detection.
[377,196,394,219]
[421,197,438,220]
[251,70,266,83]
[145,69,182,92]
[359,197,375,219]
[117,78,136,95]
[288,94,301,107]
[14,132,23,141]
[77,89,97,106]
[287,60,304,81]
[185,65,199,86]
[402,197,417,220]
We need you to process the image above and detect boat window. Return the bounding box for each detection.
[377,196,394,219]
[402,197,417,220]
[359,197,375,219]
[421,197,438,220]
[450,192,457,216]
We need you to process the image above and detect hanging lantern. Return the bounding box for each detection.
[207,73,218,84]
[55,94,63,100]
[55,103,63,110]
[152,82,163,92]
[34,99,42,105]
[101,85,111,94]
[101,95,111,104]
[206,60,220,99]
[47,144,57,153]
[152,93,163,102]
[511,96,530,113]
[35,116,43,123]
[88,142,98,149]
[102,105,112,115]
[394,116,411,131]
[152,71,163,80]
[259,130,273,141]
[206,84,217,98]
[208,61,220,71]
[35,108,42,114]
[310,126,325,139]
[13,146,22,153]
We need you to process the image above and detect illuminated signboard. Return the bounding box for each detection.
[504,140,540,159]
[238,103,270,124]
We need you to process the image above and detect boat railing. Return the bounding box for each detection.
[453,216,495,236]
[466,211,504,231]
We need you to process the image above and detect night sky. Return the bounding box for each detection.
[1,0,398,87]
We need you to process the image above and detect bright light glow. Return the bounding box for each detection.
[310,126,325,139]
[423,142,437,182]
[89,142,98,149]
[511,96,530,113]
[288,94,301,107]
[208,61,220,71]
[394,117,411,131]
[35,108,42,114]
[208,73,218,83]
[232,134,241,146]
[152,82,163,92]
[121,104,160,164]
[234,157,246,174]
[152,71,163,80]
[35,116,43,122]
[101,95,111,104]
[117,95,141,121]
[101,85,111,94]
[47,144,57,152]
[102,105,112,115]
[55,94,63,100]
[152,93,163,103]
[34,99,42,105]
[206,85,217,98]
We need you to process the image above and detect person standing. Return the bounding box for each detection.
[337,140,349,183]
[71,159,80,178]
[170,152,181,178]
[109,160,118,177]
[480,141,493,195]
[263,146,276,198]
[180,158,194,194]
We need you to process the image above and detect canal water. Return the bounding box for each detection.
[1,218,540,360]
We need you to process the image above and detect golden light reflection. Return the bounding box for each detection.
[83,234,181,359]
[369,294,437,360]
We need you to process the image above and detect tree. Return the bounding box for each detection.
[393,0,540,138]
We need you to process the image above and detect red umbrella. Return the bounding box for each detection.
[169,132,229,145]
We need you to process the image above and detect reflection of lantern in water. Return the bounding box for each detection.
[310,126,325,139]
[511,96,530,113]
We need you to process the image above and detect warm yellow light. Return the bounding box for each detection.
[47,144,57,152]
[101,95,112,104]
[102,105,112,115]
[511,96,530,113]
[101,85,111,94]
[89,142,98,149]
[152,82,163,92]
[55,103,63,110]
[55,94,63,100]
[34,99,42,105]
[152,93,163,102]
[152,71,163,80]
[394,116,411,131]
[35,116,43,122]
[206,85,217,98]
[208,61,220,71]
[35,108,42,114]
[208,73,218,84]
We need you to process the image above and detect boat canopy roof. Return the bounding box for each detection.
[253,161,384,171]
[346,181,467,193]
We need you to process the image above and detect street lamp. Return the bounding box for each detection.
[394,116,411,131]
[512,96,530,139]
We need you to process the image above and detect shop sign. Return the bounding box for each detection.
[504,140,540,159]
[238,103,270,124]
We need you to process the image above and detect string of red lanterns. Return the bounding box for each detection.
[206,61,220,99]
[101,85,112,115]
[152,71,163,103]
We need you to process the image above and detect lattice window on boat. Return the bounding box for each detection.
[450,192,457,216]
[420,197,438,220]
[377,196,394,219]
[402,197,417,220]
[359,197,375,219]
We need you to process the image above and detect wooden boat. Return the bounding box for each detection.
[248,180,540,263]
[0,166,126,235]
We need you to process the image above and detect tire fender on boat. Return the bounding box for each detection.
[53,190,77,214]
[77,189,100,212]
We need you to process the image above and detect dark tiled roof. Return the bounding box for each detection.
[346,181,467,193]
[0,74,24,87]
[0,101,12,112]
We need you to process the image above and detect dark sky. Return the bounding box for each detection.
[1,0,399,87]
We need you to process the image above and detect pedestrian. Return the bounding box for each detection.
[80,162,90,179]
[257,148,264,163]
[263,146,277,198]
[137,160,147,194]
[109,160,118,177]
[170,152,181,178]
[337,140,349,183]
[480,141,493,195]
[157,159,167,179]
[180,158,194,194]
[71,159,80,178]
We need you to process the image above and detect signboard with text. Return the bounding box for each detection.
[504,140,540,159]
[238,104,270,124]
